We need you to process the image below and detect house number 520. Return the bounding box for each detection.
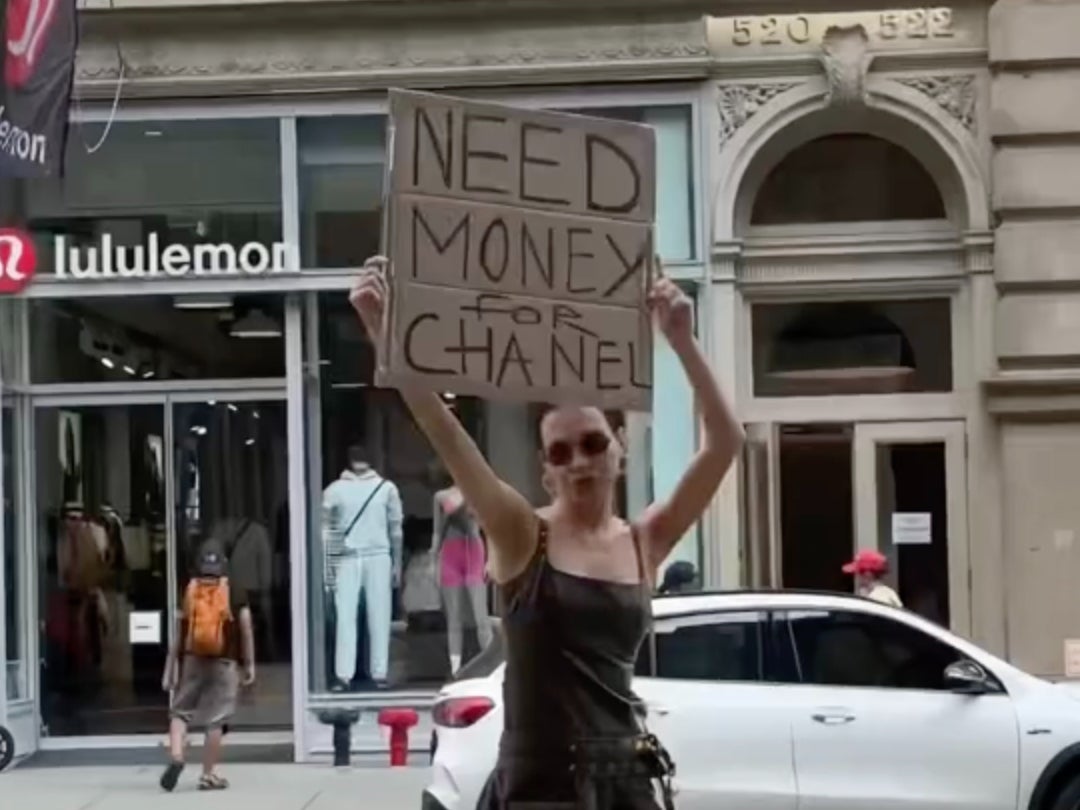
[732,16,812,45]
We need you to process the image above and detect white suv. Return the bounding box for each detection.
[422,590,1080,810]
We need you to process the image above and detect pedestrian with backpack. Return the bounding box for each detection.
[160,541,255,792]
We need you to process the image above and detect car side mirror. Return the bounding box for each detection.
[944,659,993,695]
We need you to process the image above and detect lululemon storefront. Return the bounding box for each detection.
[0,89,704,761]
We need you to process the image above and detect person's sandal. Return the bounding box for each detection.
[160,760,185,792]
[198,773,230,791]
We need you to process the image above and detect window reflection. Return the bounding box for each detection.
[752,300,953,397]
[298,117,385,269]
[25,119,282,276]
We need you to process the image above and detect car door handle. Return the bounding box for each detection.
[811,711,855,725]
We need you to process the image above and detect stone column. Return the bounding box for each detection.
[990,0,1080,675]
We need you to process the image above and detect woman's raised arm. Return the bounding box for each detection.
[637,273,744,572]
[350,258,536,582]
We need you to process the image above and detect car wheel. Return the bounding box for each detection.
[0,725,13,772]
[1051,772,1080,810]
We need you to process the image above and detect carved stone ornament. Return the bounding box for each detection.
[716,83,797,146]
[898,76,977,132]
[820,24,874,107]
[72,14,710,96]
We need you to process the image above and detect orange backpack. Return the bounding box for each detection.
[184,577,232,657]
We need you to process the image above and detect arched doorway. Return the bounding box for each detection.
[736,128,971,634]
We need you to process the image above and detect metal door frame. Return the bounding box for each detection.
[853,419,970,637]
[27,383,287,748]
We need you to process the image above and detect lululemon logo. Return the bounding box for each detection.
[5,0,59,89]
[0,228,37,294]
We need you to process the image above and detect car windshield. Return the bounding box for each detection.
[453,623,506,681]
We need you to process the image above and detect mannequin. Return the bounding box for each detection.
[323,445,403,690]
[434,486,492,674]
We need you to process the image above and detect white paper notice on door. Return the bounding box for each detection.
[892,512,932,545]
[130,611,162,645]
[1066,640,1080,679]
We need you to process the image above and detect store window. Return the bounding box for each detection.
[35,404,168,734]
[752,299,953,397]
[298,116,385,269]
[30,294,286,383]
[24,119,282,276]
[751,134,946,226]
[296,104,695,269]
[306,292,493,694]
[651,612,765,682]
[778,609,976,691]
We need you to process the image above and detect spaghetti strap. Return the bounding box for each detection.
[630,523,651,592]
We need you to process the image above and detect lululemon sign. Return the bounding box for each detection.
[0,228,36,294]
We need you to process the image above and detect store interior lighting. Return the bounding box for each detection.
[229,309,282,339]
[174,294,233,310]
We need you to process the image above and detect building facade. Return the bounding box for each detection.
[0,0,1078,763]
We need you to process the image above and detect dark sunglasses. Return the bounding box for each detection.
[544,431,611,467]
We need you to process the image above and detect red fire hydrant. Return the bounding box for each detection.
[377,707,419,767]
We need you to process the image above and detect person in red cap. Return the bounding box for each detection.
[842,549,903,607]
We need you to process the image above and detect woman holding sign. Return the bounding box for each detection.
[351,256,742,810]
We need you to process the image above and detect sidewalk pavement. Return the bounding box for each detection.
[2,762,430,810]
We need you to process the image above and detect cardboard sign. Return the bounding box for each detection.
[379,89,656,410]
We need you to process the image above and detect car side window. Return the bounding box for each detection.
[781,609,965,691]
[649,611,766,682]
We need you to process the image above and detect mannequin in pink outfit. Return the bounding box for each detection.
[434,485,492,673]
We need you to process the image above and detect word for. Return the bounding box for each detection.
[399,292,650,394]
[0,105,47,166]
[727,8,954,47]
[53,234,297,279]
[403,199,651,305]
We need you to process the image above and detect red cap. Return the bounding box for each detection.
[842,549,888,576]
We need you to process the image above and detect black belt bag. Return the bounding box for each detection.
[497,733,676,810]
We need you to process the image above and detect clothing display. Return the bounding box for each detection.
[323,465,403,687]
[434,488,492,673]
[335,554,392,683]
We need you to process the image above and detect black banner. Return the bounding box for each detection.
[0,0,77,178]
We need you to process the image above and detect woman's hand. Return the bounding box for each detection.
[348,255,390,345]
[647,265,694,348]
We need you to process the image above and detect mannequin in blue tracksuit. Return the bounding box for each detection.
[323,447,403,690]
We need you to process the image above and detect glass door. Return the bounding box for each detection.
[35,404,169,736]
[172,398,290,729]
[853,421,969,634]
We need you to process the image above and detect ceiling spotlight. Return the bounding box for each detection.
[123,365,137,376]
[100,357,115,369]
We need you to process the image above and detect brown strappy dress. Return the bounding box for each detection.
[478,519,669,809]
